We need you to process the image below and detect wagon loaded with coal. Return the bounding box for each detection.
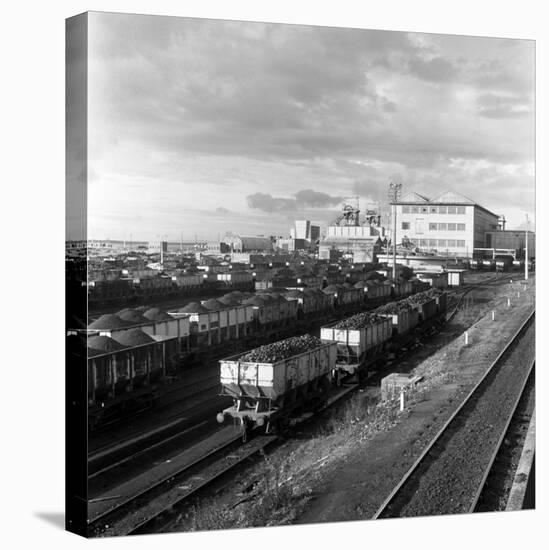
[320,312,392,383]
[217,335,336,439]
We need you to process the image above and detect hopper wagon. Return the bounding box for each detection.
[320,313,392,383]
[375,302,419,337]
[217,335,336,439]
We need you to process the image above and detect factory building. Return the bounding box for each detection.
[318,199,386,263]
[222,234,274,253]
[392,191,500,258]
[290,220,320,242]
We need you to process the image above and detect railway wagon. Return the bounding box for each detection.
[216,270,254,289]
[133,276,174,298]
[469,259,481,270]
[320,315,392,381]
[410,297,437,323]
[217,336,337,438]
[481,259,495,271]
[495,257,513,271]
[171,273,204,290]
[376,304,419,336]
[512,259,524,271]
[86,331,178,430]
[88,278,135,304]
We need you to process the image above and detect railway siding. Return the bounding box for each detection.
[376,314,534,517]
[164,277,534,531]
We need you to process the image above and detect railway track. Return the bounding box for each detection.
[472,367,535,512]
[89,272,519,477]
[88,430,276,537]
[372,308,535,519]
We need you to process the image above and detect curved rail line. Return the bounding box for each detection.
[372,308,534,519]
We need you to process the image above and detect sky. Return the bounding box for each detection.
[81,12,535,241]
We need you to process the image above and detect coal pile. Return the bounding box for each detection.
[334,312,385,329]
[240,334,323,363]
[407,289,443,305]
[376,300,413,314]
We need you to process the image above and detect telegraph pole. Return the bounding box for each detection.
[388,182,402,279]
[525,214,529,280]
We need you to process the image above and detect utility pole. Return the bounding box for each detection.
[388,182,402,279]
[525,214,529,280]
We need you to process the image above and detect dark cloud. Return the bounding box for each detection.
[294,189,342,207]
[215,206,231,214]
[247,192,298,213]
[247,189,343,213]
[407,56,458,82]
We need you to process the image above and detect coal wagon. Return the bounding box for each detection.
[320,313,392,382]
[217,335,336,439]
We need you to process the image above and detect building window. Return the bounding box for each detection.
[438,239,447,247]
[401,222,410,230]
[438,206,447,214]
[456,240,465,247]
[457,206,466,214]
[402,206,410,214]
[447,239,456,247]
[438,223,447,231]
[411,206,419,213]
[430,207,437,213]
[419,239,427,247]
[448,223,456,231]
[447,206,457,214]
[421,206,428,213]
[429,223,437,231]
[457,223,466,231]
[429,239,437,247]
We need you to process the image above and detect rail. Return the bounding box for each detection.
[372,308,534,519]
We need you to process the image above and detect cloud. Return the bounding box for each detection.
[85,14,535,239]
[215,206,231,214]
[246,193,298,212]
[407,56,458,82]
[247,189,343,213]
[477,93,532,119]
[294,189,343,207]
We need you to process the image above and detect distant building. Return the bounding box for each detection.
[275,237,308,252]
[205,241,231,255]
[222,234,274,253]
[147,240,168,254]
[392,191,500,258]
[310,224,320,242]
[318,199,385,263]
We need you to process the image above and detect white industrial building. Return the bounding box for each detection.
[392,191,501,258]
[318,199,386,262]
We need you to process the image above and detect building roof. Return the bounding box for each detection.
[398,191,430,204]
[429,190,476,205]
